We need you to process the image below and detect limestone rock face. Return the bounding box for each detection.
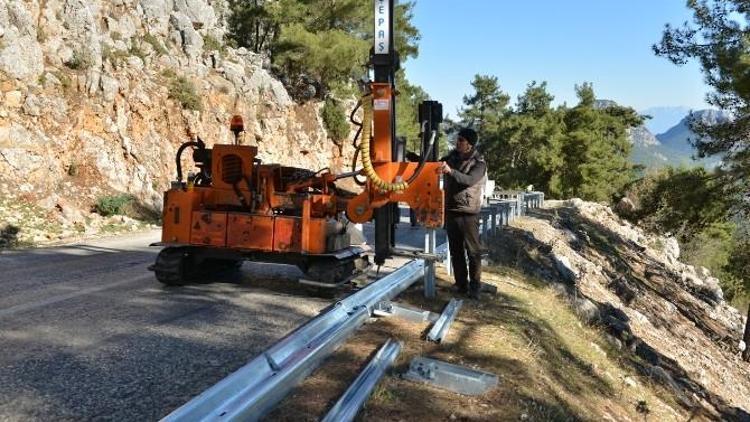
[488,200,750,417]
[0,0,352,244]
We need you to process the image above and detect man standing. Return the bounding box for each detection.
[440,128,487,299]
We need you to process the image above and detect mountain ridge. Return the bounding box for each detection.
[627,104,729,169]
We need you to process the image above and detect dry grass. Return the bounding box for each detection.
[266,266,689,421]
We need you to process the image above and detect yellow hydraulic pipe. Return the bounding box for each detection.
[360,94,408,192]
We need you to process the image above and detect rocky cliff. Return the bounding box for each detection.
[0,0,352,245]
[490,200,749,419]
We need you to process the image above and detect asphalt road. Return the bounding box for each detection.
[0,217,446,421]
[0,230,333,421]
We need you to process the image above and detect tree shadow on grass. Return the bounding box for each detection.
[351,285,612,420]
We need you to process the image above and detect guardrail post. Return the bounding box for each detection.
[424,229,436,298]
[444,237,452,276]
[481,211,489,238]
[490,203,497,234]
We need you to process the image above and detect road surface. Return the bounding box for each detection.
[0,217,446,421]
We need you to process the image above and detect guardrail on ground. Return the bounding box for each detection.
[161,260,425,422]
[165,191,546,421]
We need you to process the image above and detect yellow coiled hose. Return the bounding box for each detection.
[360,94,409,192]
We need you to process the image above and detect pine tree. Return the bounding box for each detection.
[654,0,750,305]
[458,75,510,139]
[395,71,429,153]
[228,1,422,93]
[483,82,564,193]
[558,83,641,202]
[654,0,750,198]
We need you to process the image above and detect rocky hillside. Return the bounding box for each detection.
[0,0,352,245]
[630,109,730,169]
[490,200,749,419]
[656,109,730,156]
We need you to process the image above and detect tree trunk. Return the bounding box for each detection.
[743,302,750,362]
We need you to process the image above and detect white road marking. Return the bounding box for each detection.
[0,273,152,319]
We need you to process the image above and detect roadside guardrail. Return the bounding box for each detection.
[164,190,546,421]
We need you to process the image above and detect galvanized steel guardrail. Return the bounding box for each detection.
[320,338,402,422]
[164,190,546,421]
[161,260,425,422]
[426,298,463,343]
[443,190,545,275]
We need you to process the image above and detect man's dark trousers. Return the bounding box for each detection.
[446,211,482,293]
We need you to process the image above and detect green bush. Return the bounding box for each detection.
[0,225,20,249]
[163,72,203,111]
[321,97,349,143]
[129,43,147,61]
[619,167,730,241]
[102,45,129,67]
[620,166,749,306]
[37,27,47,43]
[53,71,72,90]
[203,34,225,54]
[94,194,134,217]
[66,50,93,70]
[144,33,168,55]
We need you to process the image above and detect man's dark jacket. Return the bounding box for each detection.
[441,149,487,214]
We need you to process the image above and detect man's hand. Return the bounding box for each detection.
[439,162,452,175]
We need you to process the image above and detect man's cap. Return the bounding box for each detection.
[457,128,478,146]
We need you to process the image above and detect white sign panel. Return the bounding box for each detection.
[374,0,390,54]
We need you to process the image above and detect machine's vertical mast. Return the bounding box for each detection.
[372,0,399,265]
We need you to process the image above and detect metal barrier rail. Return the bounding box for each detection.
[164,191,546,421]
[442,191,545,275]
[320,338,402,422]
[161,260,425,422]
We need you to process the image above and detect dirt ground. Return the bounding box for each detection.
[266,266,693,421]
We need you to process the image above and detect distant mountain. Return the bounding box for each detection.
[594,101,727,170]
[593,99,657,148]
[640,106,692,135]
[594,99,619,109]
[628,125,670,168]
[656,109,730,156]
[594,99,667,166]
[631,109,729,170]
[629,125,660,147]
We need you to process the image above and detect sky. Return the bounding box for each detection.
[402,0,711,118]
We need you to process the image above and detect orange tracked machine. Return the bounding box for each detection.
[150,0,445,287]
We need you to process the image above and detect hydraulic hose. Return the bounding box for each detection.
[175,139,205,183]
[349,100,367,186]
[360,94,408,192]
[406,128,437,185]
